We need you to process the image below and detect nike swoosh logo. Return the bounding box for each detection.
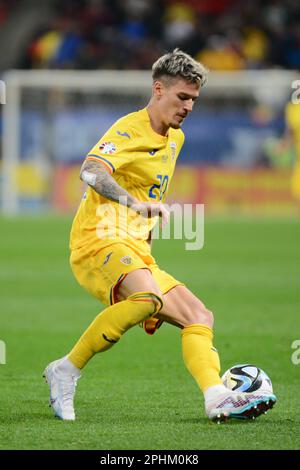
[102,333,117,344]
[116,131,130,139]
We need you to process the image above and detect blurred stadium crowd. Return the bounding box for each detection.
[0,0,299,215]
[1,0,300,72]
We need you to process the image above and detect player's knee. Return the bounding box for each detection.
[201,308,214,328]
[147,293,163,315]
[184,304,214,328]
[127,291,163,323]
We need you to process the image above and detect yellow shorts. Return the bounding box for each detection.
[70,243,183,306]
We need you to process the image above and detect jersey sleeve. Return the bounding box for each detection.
[86,121,135,174]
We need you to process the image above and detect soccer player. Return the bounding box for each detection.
[44,49,276,422]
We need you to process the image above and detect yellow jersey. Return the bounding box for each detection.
[285,102,300,160]
[70,108,185,256]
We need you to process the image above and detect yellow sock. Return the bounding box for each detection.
[68,292,162,369]
[181,324,223,392]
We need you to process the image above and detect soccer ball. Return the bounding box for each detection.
[222,364,273,393]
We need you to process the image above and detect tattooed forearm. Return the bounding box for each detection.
[80,160,137,206]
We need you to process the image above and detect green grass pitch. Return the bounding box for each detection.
[0,215,299,450]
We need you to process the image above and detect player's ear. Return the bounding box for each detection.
[153,80,164,99]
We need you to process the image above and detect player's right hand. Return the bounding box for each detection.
[130,201,169,226]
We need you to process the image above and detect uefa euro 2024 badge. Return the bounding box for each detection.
[99,142,117,155]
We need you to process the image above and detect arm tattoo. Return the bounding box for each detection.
[80,160,136,206]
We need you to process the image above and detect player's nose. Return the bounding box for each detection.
[184,99,194,113]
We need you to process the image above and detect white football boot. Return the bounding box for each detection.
[43,357,81,421]
[205,388,277,423]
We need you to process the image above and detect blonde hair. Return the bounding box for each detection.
[152,48,208,87]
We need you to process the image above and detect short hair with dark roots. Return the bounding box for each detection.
[152,48,208,87]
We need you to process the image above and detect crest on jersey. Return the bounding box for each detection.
[120,256,132,265]
[170,141,176,161]
[99,142,116,155]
